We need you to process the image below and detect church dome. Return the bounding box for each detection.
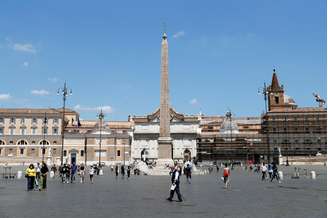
[219,118,239,134]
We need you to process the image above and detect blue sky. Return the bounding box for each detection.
[0,0,326,120]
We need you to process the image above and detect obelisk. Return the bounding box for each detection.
[158,32,173,160]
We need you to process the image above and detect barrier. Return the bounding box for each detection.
[310,171,316,180]
[278,171,283,180]
[17,171,22,179]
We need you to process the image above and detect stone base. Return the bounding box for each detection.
[158,137,172,159]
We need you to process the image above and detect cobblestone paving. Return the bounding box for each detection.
[0,165,326,218]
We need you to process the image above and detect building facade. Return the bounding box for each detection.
[0,108,77,165]
[131,108,200,163]
[197,114,264,162]
[262,72,327,160]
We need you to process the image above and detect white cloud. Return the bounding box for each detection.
[31,89,50,96]
[0,94,11,100]
[173,31,185,39]
[189,98,198,106]
[48,77,59,83]
[74,105,113,113]
[23,61,29,67]
[13,43,36,54]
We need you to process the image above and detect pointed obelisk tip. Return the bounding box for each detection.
[162,32,167,39]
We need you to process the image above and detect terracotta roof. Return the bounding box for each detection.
[0,108,77,115]
[269,107,327,113]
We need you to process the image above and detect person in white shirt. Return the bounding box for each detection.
[89,166,95,184]
[261,163,267,181]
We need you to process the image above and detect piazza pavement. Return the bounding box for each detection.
[0,165,326,218]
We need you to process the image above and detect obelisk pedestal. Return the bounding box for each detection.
[158,136,172,160]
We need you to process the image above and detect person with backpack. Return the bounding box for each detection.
[268,163,273,179]
[223,163,230,189]
[270,162,281,183]
[185,163,192,184]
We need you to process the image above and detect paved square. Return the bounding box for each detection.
[0,166,326,218]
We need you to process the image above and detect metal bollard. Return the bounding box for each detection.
[278,171,283,180]
[50,171,55,178]
[310,171,316,180]
[17,171,22,179]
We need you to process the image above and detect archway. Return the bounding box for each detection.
[183,149,191,162]
[140,148,148,162]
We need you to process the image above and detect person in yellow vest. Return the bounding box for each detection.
[25,164,36,191]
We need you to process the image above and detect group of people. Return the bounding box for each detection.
[59,163,98,184]
[25,161,49,191]
[260,162,281,183]
[112,164,132,178]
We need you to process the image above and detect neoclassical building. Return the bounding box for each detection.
[130,108,200,163]
[0,108,132,165]
[0,108,77,165]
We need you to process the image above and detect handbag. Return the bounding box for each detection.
[170,184,176,191]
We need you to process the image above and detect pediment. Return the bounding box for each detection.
[147,108,185,122]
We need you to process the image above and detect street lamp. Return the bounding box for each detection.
[97,109,104,167]
[226,110,233,143]
[42,112,47,162]
[259,82,271,163]
[57,81,72,166]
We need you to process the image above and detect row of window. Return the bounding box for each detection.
[0,148,123,158]
[0,117,59,125]
[0,127,59,135]
[271,138,325,144]
[0,140,56,145]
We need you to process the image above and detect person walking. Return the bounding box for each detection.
[121,165,125,179]
[35,162,41,190]
[167,165,183,202]
[40,161,49,190]
[261,163,267,181]
[25,164,36,191]
[270,162,281,183]
[79,164,85,183]
[115,165,119,178]
[89,166,95,184]
[268,163,273,179]
[127,166,131,178]
[223,163,231,189]
[70,163,78,183]
[185,163,192,184]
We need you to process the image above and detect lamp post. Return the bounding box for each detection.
[57,81,72,166]
[42,112,47,162]
[97,109,104,167]
[226,110,233,143]
[84,133,88,166]
[259,82,271,163]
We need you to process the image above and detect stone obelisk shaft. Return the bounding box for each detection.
[158,33,172,160]
[160,33,170,138]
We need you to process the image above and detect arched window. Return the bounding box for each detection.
[0,140,5,145]
[39,140,50,145]
[17,140,28,145]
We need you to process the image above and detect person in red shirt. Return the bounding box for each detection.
[223,163,230,189]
